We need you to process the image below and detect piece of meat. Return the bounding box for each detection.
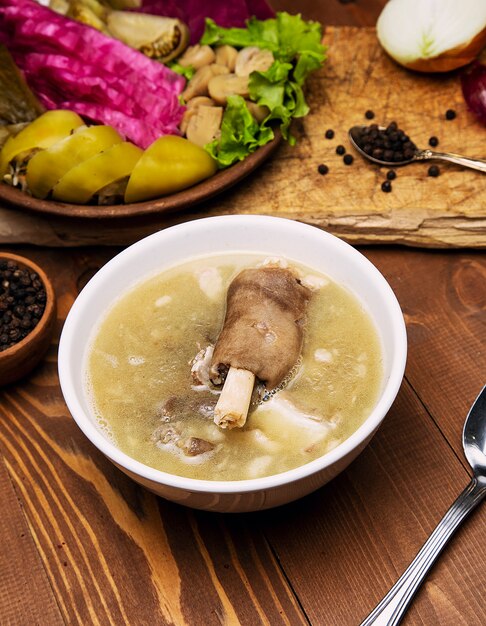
[183,437,214,456]
[158,394,216,421]
[153,423,215,458]
[210,267,311,390]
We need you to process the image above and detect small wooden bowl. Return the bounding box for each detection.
[0,253,56,386]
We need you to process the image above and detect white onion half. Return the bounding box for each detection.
[377,0,486,72]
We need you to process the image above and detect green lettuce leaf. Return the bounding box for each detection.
[201,12,326,70]
[201,12,326,166]
[206,95,274,167]
[247,60,310,143]
[167,61,195,81]
[201,15,280,52]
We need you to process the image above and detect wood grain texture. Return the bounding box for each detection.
[0,27,485,248]
[0,452,64,625]
[272,0,385,27]
[365,247,486,456]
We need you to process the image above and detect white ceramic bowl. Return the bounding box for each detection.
[58,216,407,512]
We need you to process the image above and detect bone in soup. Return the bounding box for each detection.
[86,254,383,481]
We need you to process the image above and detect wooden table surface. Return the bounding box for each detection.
[1,2,486,624]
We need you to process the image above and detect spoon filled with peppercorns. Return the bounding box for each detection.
[349,122,486,173]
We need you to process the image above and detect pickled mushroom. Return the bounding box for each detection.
[185,105,223,148]
[214,45,238,71]
[178,44,216,69]
[234,46,274,77]
[210,267,311,429]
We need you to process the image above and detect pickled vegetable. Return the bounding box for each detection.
[0,110,84,176]
[52,141,142,203]
[125,135,217,203]
[66,0,109,33]
[0,0,185,149]
[26,125,122,199]
[0,45,43,126]
[106,12,189,62]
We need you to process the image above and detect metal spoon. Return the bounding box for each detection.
[360,385,486,626]
[349,126,486,173]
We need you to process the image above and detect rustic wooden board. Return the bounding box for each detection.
[0,26,485,248]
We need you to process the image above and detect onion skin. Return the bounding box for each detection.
[461,62,486,124]
[404,26,486,73]
[376,0,486,74]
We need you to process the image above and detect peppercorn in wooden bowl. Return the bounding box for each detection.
[0,253,56,386]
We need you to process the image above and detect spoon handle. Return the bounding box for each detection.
[360,476,486,626]
[419,150,486,173]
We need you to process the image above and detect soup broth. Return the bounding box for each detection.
[87,254,383,481]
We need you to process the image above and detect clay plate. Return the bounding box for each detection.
[0,132,281,220]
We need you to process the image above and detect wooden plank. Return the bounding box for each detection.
[364,247,486,457]
[272,0,385,27]
[0,27,484,248]
[0,450,64,625]
[161,504,309,625]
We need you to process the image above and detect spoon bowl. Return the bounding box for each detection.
[361,385,486,625]
[349,125,486,173]
[463,385,486,474]
[348,125,416,167]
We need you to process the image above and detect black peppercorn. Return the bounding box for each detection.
[317,164,329,175]
[325,129,334,139]
[365,110,375,120]
[343,154,354,165]
[428,165,440,177]
[336,145,346,155]
[386,170,397,180]
[381,181,392,192]
[428,136,439,147]
[445,109,456,120]
[353,121,417,164]
[0,259,47,352]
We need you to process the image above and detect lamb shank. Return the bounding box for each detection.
[210,266,311,429]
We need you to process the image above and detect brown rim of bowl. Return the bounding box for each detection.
[0,252,56,359]
[0,131,282,220]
